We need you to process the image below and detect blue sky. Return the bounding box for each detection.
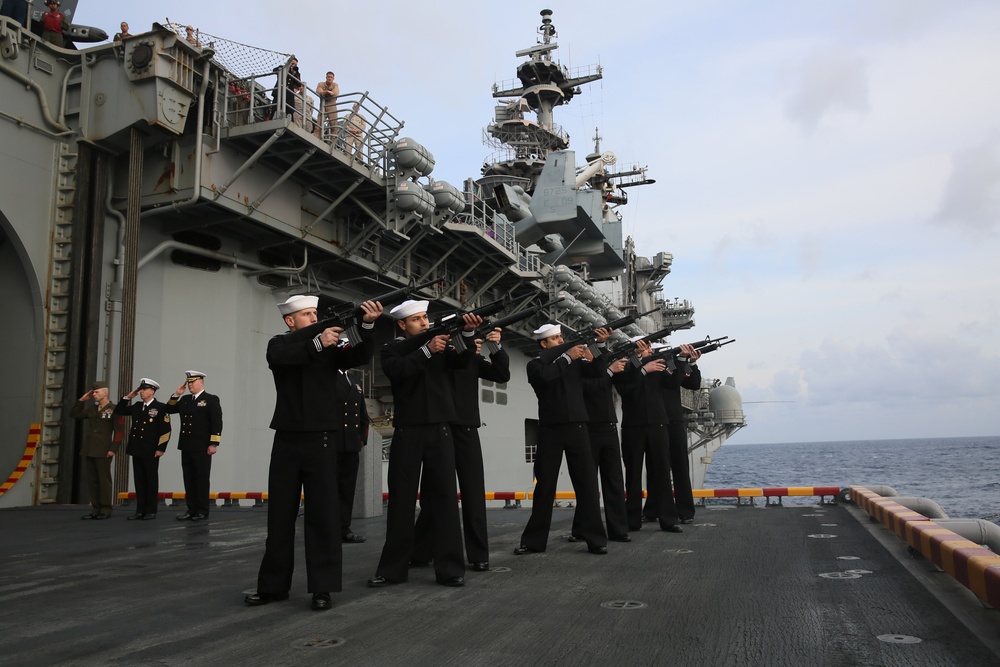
[75,1,1000,443]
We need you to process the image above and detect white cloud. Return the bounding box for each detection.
[931,137,1000,233]
[785,51,870,131]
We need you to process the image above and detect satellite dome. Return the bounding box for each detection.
[709,378,744,424]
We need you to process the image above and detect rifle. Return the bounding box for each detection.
[474,297,565,355]
[641,336,734,368]
[283,278,439,345]
[536,308,658,365]
[393,298,510,356]
[603,324,674,365]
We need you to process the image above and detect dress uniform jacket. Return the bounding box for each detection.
[113,399,172,456]
[267,325,374,431]
[70,400,123,457]
[165,391,223,450]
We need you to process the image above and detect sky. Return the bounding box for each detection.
[72,1,1000,444]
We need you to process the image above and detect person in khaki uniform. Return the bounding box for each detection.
[70,381,124,520]
[344,103,367,162]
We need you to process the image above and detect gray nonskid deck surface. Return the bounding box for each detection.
[1,503,998,666]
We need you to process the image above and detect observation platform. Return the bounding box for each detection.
[1,501,998,665]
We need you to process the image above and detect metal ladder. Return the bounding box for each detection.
[37,141,78,503]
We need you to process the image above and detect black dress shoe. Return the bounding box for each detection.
[566,535,582,543]
[189,514,208,522]
[82,513,97,520]
[176,512,194,521]
[609,535,633,543]
[367,575,398,588]
[244,591,289,606]
[311,592,332,610]
[680,518,694,524]
[126,513,144,521]
[439,576,464,587]
[141,513,157,520]
[471,562,490,572]
[662,524,683,533]
[342,532,366,543]
[588,545,609,555]
[513,545,541,555]
[93,514,111,520]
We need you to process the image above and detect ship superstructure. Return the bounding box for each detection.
[0,8,742,510]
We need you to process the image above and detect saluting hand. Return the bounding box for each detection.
[319,326,343,348]
[78,389,93,401]
[175,382,188,396]
[360,300,383,323]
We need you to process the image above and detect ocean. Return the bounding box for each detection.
[702,435,1000,524]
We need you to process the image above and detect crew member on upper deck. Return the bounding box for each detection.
[40,0,68,47]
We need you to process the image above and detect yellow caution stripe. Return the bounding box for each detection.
[0,424,40,498]
[851,486,1000,608]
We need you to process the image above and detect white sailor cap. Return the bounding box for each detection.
[390,300,428,319]
[338,336,351,347]
[185,370,206,381]
[277,294,319,316]
[138,378,160,390]
[532,323,561,340]
[650,343,668,351]
[629,334,645,343]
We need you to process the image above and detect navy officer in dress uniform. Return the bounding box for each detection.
[113,378,171,520]
[368,300,479,589]
[515,323,609,556]
[166,371,223,521]
[245,294,382,611]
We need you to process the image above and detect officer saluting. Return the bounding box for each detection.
[113,378,172,520]
[166,371,223,522]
